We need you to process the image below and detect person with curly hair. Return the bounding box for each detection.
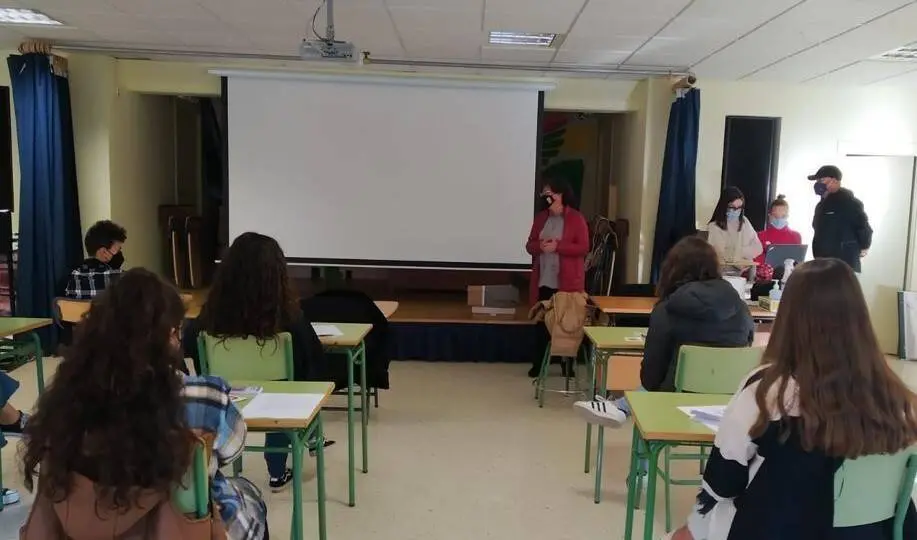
[183,231,331,492]
[20,268,268,540]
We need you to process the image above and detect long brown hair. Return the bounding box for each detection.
[751,258,917,457]
[657,236,722,299]
[21,268,193,508]
[199,232,299,341]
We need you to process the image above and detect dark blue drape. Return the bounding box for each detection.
[8,54,82,342]
[650,88,700,283]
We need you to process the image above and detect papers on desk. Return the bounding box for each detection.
[311,324,343,337]
[229,385,263,403]
[242,393,325,420]
[678,405,726,433]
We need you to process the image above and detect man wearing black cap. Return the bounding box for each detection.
[809,164,872,272]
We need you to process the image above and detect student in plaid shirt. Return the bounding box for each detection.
[21,269,268,540]
[63,220,127,299]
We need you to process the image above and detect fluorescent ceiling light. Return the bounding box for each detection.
[0,7,63,26]
[488,31,556,47]
[875,43,917,61]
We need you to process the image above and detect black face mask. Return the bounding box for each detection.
[109,251,125,270]
[541,195,554,209]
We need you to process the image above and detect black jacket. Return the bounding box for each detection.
[640,279,755,392]
[182,316,328,382]
[812,188,872,272]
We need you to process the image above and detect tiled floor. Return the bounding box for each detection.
[1,359,708,539]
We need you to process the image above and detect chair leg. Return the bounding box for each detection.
[373,388,379,408]
[232,455,243,477]
[537,346,551,408]
[699,446,707,474]
[664,446,672,532]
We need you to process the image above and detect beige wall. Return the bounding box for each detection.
[109,92,177,273]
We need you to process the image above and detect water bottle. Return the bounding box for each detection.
[768,281,782,312]
[782,259,796,285]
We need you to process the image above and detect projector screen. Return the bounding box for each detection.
[225,71,547,269]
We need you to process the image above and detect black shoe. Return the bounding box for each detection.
[308,439,336,457]
[528,365,541,378]
[268,469,294,492]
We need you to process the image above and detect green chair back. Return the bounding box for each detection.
[172,437,211,518]
[674,345,764,394]
[834,451,917,537]
[197,332,295,381]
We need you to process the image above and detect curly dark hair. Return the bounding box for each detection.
[657,236,722,299]
[85,220,127,254]
[199,232,299,340]
[21,268,193,509]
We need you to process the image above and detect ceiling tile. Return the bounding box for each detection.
[553,49,629,65]
[480,45,556,63]
[569,0,691,38]
[197,0,311,27]
[109,0,215,19]
[385,0,481,7]
[692,0,910,78]
[388,6,482,35]
[401,31,482,60]
[12,26,99,41]
[484,0,584,33]
[873,66,917,86]
[26,0,115,12]
[560,33,645,52]
[807,60,917,86]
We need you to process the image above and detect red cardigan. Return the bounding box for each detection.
[526,207,589,304]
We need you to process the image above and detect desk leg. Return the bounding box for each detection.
[346,348,356,507]
[314,415,327,540]
[623,426,640,540]
[642,443,663,540]
[290,431,305,540]
[358,342,369,474]
[30,333,44,394]
[584,343,597,473]
[593,425,605,503]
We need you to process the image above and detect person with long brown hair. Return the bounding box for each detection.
[20,268,267,540]
[666,258,917,540]
[575,236,754,427]
[183,231,331,492]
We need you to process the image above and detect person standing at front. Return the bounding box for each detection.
[809,165,873,272]
[525,176,589,377]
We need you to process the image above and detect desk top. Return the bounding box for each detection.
[0,317,53,335]
[233,380,335,430]
[584,326,647,350]
[374,301,399,320]
[626,391,729,443]
[317,323,373,347]
[592,296,776,320]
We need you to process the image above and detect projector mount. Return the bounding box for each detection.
[300,0,357,60]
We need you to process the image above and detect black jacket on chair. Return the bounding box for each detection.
[300,290,391,390]
[812,188,872,272]
[641,279,755,392]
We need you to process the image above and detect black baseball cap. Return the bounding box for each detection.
[807,165,842,181]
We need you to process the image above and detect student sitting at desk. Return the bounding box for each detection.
[62,220,127,299]
[574,237,754,427]
[754,194,802,281]
[20,269,268,540]
[706,187,763,274]
[183,231,332,492]
[666,258,917,540]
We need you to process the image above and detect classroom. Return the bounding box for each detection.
[3,1,917,539]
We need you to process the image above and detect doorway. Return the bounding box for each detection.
[840,155,917,354]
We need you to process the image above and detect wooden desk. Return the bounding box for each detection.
[623,392,729,540]
[591,295,776,321]
[316,322,373,507]
[374,300,399,319]
[583,326,648,503]
[234,380,334,540]
[0,317,53,393]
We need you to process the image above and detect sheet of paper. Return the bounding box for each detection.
[677,405,726,433]
[311,324,343,337]
[242,393,325,420]
[229,385,263,403]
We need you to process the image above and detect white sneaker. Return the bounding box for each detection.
[573,395,627,427]
[1,487,20,505]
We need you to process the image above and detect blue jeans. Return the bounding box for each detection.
[0,372,20,449]
[264,433,291,478]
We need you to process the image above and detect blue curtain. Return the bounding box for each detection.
[650,88,700,283]
[8,54,82,341]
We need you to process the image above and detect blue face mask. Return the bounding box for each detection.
[726,209,742,222]
[770,218,787,229]
[814,182,828,196]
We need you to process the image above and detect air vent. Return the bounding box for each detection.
[875,44,917,61]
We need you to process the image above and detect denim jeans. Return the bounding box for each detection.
[0,372,20,449]
[264,432,291,478]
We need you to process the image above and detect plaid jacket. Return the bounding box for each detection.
[64,258,122,300]
[182,375,267,540]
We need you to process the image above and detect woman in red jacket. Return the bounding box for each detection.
[525,177,590,377]
[755,195,802,279]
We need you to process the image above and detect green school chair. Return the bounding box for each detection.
[651,345,764,531]
[835,451,917,540]
[534,344,582,408]
[173,437,211,519]
[197,332,295,477]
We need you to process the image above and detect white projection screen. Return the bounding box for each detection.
[225,71,549,269]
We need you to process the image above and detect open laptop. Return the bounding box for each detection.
[764,244,808,278]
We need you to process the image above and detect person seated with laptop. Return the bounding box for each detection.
[752,195,803,298]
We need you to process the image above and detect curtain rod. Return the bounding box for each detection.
[53,43,691,78]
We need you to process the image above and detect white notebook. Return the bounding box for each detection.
[242,393,325,420]
[311,324,343,337]
[678,405,726,432]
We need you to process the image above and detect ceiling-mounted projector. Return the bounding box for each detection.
[300,38,355,60]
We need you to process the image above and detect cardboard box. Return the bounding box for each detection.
[467,285,519,307]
